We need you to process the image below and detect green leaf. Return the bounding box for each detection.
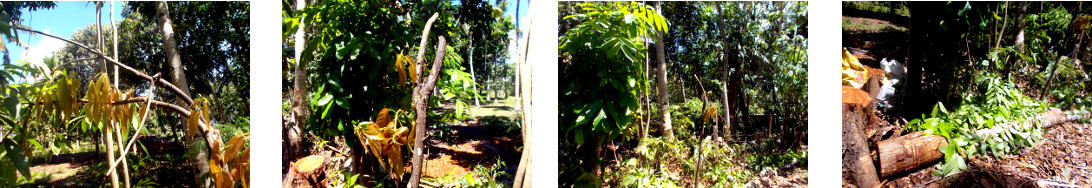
[316,93,333,106]
[335,97,349,110]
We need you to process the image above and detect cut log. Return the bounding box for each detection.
[842,86,872,106]
[284,155,326,188]
[843,97,879,188]
[875,108,1090,177]
[877,132,946,178]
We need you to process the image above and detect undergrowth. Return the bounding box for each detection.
[906,74,1047,176]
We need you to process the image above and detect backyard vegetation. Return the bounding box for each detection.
[559,1,808,187]
[0,1,250,188]
[843,2,1092,187]
[282,0,531,187]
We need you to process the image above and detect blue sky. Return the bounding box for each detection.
[7,1,124,65]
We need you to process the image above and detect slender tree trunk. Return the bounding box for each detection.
[286,0,309,163]
[112,2,119,89]
[114,126,130,188]
[653,2,673,139]
[408,13,442,188]
[995,2,1009,49]
[109,3,130,188]
[104,125,120,188]
[1014,2,1028,46]
[512,21,532,188]
[469,35,481,107]
[155,2,204,187]
[717,2,733,138]
[96,3,122,188]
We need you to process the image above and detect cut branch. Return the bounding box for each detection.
[408,30,447,188]
[12,26,194,105]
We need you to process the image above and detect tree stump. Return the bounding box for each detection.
[283,155,326,188]
[842,87,879,188]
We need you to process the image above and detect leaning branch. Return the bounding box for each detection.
[12,26,194,105]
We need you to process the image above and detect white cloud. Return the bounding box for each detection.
[22,29,66,65]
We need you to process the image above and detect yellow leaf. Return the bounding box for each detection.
[407,55,417,84]
[210,158,233,188]
[202,100,210,128]
[396,54,407,88]
[187,110,199,140]
[376,108,391,128]
[224,133,249,162]
[390,146,404,181]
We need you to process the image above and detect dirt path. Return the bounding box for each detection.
[423,98,523,183]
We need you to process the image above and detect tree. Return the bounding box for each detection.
[284,0,478,186]
[154,2,209,187]
[558,2,666,186]
[653,1,673,139]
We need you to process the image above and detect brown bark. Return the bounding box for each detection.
[1014,2,1028,46]
[877,132,946,178]
[407,12,446,185]
[842,99,879,188]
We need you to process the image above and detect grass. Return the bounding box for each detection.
[843,1,910,17]
[842,16,908,34]
[469,97,520,119]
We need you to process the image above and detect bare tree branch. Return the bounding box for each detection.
[12,26,194,105]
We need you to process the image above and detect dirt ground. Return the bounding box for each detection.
[25,151,195,187]
[423,98,524,184]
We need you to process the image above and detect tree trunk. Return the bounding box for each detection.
[994,2,1010,49]
[155,2,204,187]
[408,13,444,188]
[112,1,119,89]
[716,2,733,138]
[286,0,308,164]
[876,132,946,178]
[654,2,673,139]
[105,125,120,188]
[469,35,481,107]
[842,103,879,188]
[512,20,532,188]
[1013,2,1028,46]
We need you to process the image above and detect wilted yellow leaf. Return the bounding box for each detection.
[376,108,391,128]
[407,55,418,84]
[396,54,407,88]
[224,133,250,162]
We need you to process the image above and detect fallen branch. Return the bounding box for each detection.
[876,108,1091,178]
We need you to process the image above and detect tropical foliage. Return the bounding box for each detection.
[560,1,808,187]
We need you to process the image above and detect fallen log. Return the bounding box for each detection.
[877,132,946,178]
[876,108,1089,178]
